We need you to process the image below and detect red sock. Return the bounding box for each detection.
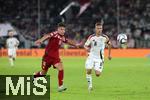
[58,70,64,87]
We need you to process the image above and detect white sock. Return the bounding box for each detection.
[59,85,63,89]
[9,58,14,66]
[86,74,92,88]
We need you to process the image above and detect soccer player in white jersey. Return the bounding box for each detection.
[6,30,19,66]
[84,22,112,91]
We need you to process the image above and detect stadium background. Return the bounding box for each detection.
[0,0,150,49]
[0,0,150,100]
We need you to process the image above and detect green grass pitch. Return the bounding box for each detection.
[0,57,150,100]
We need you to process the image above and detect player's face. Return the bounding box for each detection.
[8,32,14,37]
[58,27,65,35]
[95,25,103,35]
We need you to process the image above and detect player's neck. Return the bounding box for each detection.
[57,32,64,36]
[96,33,101,37]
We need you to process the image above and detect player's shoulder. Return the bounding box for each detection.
[87,34,95,40]
[6,38,10,40]
[12,37,18,40]
[48,31,58,36]
[12,37,17,39]
[101,34,109,39]
[6,38,9,42]
[6,37,11,41]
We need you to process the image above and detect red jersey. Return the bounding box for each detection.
[44,31,68,58]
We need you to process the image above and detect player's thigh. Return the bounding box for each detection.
[85,57,94,70]
[12,49,16,58]
[86,69,92,74]
[53,58,63,70]
[8,49,13,57]
[94,59,103,74]
[54,62,63,70]
[41,59,51,72]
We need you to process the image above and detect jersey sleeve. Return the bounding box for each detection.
[62,36,68,43]
[15,38,20,45]
[103,34,110,44]
[6,39,9,47]
[48,31,57,38]
[48,32,54,37]
[84,36,92,46]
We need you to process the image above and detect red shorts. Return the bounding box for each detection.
[41,56,61,71]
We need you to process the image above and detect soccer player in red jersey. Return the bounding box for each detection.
[34,23,79,92]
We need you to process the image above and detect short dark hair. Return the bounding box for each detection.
[95,18,104,26]
[7,29,14,33]
[57,22,66,27]
[95,22,103,26]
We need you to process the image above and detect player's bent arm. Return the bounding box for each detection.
[35,34,51,45]
[84,38,91,52]
[107,41,112,60]
[15,39,20,47]
[66,39,79,48]
[104,35,112,60]
[40,34,51,42]
[84,45,90,52]
[6,40,9,48]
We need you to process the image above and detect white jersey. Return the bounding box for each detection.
[84,34,108,60]
[6,37,19,49]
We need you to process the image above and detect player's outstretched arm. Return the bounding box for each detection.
[104,35,112,60]
[107,41,112,60]
[35,34,50,45]
[15,39,20,47]
[66,39,80,48]
[84,38,91,52]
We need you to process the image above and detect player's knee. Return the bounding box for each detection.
[96,74,100,77]
[87,71,91,74]
[55,63,63,71]
[58,67,63,71]
[9,55,12,58]
[87,69,92,74]
[95,72,101,77]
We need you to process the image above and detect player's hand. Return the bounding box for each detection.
[75,43,82,48]
[85,46,90,52]
[84,45,90,52]
[86,48,90,52]
[76,45,79,48]
[35,40,42,46]
[108,56,112,60]
[75,41,83,48]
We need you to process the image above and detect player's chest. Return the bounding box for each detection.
[50,37,65,45]
[91,37,105,47]
[8,39,15,44]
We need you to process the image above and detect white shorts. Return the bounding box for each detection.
[8,48,16,58]
[85,57,104,72]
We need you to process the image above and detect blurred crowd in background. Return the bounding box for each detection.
[0,0,150,48]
